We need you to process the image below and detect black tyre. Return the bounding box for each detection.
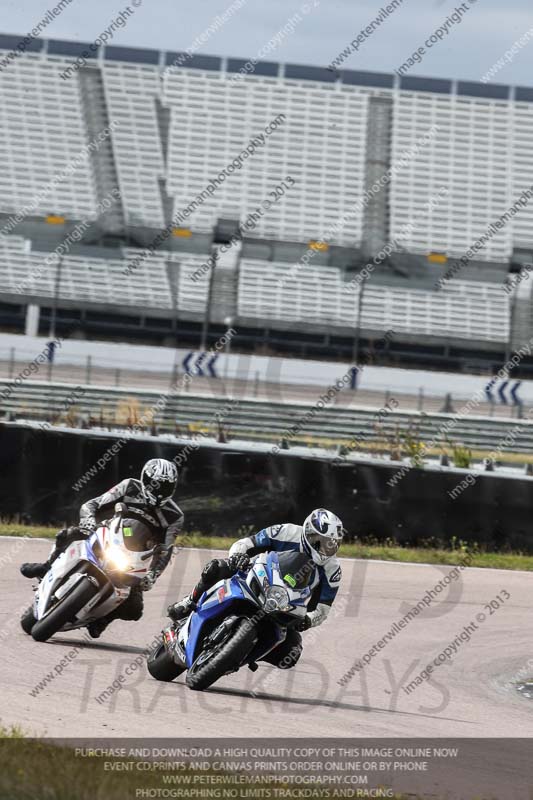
[31,577,96,642]
[186,618,258,692]
[20,606,36,635]
[147,642,184,682]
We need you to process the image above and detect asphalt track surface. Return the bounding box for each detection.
[3,537,533,739]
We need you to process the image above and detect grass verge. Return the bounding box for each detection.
[1,524,533,571]
[0,726,411,800]
[0,729,212,800]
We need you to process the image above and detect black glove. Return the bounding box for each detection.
[228,554,251,572]
[296,615,312,632]
[56,526,88,549]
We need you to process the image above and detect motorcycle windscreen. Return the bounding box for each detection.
[275,551,315,590]
[121,518,157,552]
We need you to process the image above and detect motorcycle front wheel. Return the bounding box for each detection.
[31,576,97,642]
[186,618,258,692]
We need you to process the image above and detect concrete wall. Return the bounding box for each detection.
[2,424,532,551]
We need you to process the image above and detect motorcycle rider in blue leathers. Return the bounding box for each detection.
[168,508,344,669]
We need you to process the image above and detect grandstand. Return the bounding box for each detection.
[0,34,532,371]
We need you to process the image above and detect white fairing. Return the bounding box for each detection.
[177,607,194,652]
[33,516,154,631]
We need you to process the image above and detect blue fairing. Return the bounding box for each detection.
[264,551,276,585]
[86,535,101,567]
[185,576,250,668]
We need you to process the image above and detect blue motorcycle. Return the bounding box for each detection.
[148,550,314,691]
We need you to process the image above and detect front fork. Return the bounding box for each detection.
[246,618,287,665]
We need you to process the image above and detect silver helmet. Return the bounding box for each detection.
[302,508,344,565]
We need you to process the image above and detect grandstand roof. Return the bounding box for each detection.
[1,32,532,102]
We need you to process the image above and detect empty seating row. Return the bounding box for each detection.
[0,235,511,343]
[237,259,510,342]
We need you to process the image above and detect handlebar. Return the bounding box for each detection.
[140,544,172,561]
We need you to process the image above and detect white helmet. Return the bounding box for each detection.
[141,458,178,506]
[302,508,344,565]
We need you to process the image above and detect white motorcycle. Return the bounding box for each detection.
[21,503,163,642]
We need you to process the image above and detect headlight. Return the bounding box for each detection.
[264,586,291,613]
[105,546,131,572]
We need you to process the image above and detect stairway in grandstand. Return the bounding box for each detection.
[78,67,125,233]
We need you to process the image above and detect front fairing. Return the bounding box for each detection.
[183,575,257,668]
[90,518,154,587]
[251,551,313,618]
[35,538,92,618]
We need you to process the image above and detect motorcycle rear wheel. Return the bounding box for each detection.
[186,618,258,691]
[147,642,184,682]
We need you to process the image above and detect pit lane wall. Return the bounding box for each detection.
[2,423,532,551]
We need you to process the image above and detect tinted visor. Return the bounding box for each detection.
[144,476,175,503]
[306,531,340,558]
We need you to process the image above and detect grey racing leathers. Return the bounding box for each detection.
[79,477,184,577]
